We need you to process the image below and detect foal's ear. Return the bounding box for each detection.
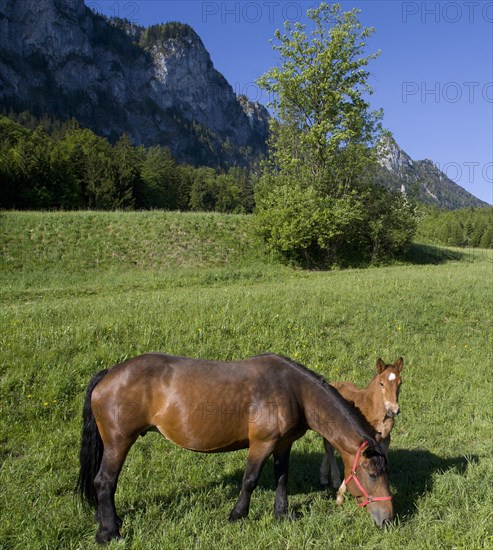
[375,358,386,374]
[394,357,404,372]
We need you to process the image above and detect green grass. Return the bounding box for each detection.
[1,211,492,549]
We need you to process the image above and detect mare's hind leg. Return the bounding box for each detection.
[94,437,136,544]
[273,444,292,519]
[320,438,342,490]
[229,441,275,521]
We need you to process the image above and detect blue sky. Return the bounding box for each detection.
[86,1,492,204]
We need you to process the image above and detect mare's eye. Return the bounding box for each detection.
[369,473,377,480]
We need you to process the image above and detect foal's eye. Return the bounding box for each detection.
[379,382,384,387]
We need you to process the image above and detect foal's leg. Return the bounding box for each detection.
[320,438,342,490]
[273,445,292,518]
[335,480,347,506]
[320,439,346,505]
[229,441,274,521]
[94,437,136,544]
[320,438,331,487]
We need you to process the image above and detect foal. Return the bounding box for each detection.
[320,358,403,504]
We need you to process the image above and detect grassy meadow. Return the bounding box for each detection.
[1,211,492,549]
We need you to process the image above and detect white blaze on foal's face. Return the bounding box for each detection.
[375,358,403,417]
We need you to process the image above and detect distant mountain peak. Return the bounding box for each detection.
[378,136,414,173]
[377,137,487,209]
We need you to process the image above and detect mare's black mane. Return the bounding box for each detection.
[261,353,388,473]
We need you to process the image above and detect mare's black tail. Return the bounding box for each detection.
[75,369,109,508]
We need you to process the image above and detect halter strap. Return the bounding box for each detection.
[344,440,393,507]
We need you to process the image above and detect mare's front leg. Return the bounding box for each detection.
[320,438,342,490]
[273,445,292,518]
[229,441,274,521]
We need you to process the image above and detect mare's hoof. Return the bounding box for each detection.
[96,529,122,545]
[275,511,296,521]
[228,510,247,522]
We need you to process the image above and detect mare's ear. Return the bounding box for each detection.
[363,442,388,471]
[375,358,386,374]
[363,440,383,459]
[394,357,404,372]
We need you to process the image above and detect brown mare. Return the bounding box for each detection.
[320,358,403,505]
[77,353,393,544]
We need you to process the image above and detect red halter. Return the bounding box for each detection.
[344,440,393,507]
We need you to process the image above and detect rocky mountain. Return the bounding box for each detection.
[0,0,486,209]
[0,0,269,167]
[376,138,488,209]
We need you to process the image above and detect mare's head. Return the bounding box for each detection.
[343,440,394,527]
[375,357,403,418]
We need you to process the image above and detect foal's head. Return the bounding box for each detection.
[374,357,403,417]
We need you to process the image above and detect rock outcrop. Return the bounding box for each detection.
[0,0,269,166]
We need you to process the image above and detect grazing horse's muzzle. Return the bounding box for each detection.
[370,507,394,528]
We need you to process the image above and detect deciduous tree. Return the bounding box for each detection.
[255,3,416,265]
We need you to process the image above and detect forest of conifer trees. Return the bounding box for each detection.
[0,114,255,213]
[1,112,491,249]
[416,207,493,248]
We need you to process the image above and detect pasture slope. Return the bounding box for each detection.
[1,211,492,549]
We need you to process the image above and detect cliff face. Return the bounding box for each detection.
[377,138,487,209]
[0,1,486,207]
[0,0,269,166]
